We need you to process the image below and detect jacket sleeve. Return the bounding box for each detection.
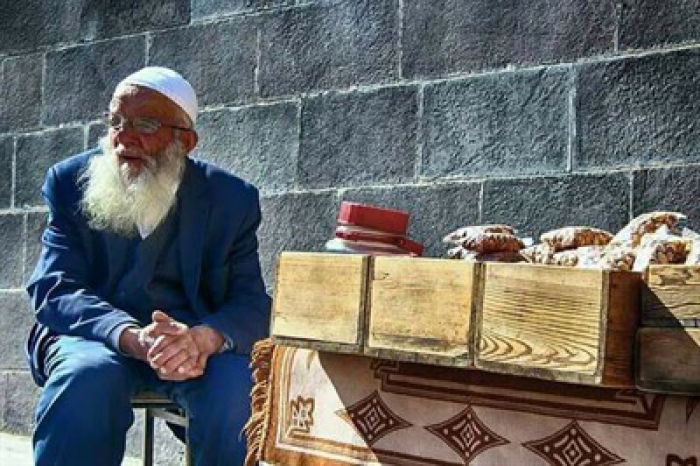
[199,187,272,355]
[26,167,139,350]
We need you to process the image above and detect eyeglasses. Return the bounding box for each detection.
[103,112,193,135]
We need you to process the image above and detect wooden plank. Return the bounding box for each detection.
[365,257,478,366]
[637,327,700,395]
[476,262,640,386]
[601,271,641,386]
[643,265,700,326]
[271,252,369,353]
[270,336,363,356]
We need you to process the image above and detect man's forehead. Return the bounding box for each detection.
[109,84,183,117]
[111,84,167,105]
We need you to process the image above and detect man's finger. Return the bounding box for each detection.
[150,343,190,368]
[146,311,187,338]
[148,333,181,358]
[156,362,204,381]
[158,370,203,382]
[148,321,186,337]
[150,338,198,369]
[158,349,193,375]
[194,353,209,373]
[137,329,155,348]
[152,310,171,323]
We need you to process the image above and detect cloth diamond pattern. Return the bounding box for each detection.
[524,421,623,466]
[337,390,411,446]
[425,406,508,464]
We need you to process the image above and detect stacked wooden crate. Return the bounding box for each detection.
[365,257,478,367]
[271,252,643,388]
[271,252,370,354]
[476,262,640,386]
[637,265,700,394]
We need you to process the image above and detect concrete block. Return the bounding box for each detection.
[259,0,399,97]
[152,420,186,466]
[43,37,146,125]
[15,128,84,208]
[76,0,190,41]
[403,0,615,79]
[149,19,257,107]
[259,191,339,285]
[299,86,418,188]
[195,102,299,191]
[123,412,185,464]
[0,292,33,370]
[577,50,700,169]
[25,212,48,283]
[340,182,481,258]
[0,374,5,432]
[633,166,700,231]
[0,1,187,54]
[0,371,39,435]
[125,410,144,458]
[0,1,81,54]
[0,214,24,289]
[423,68,569,179]
[620,0,700,50]
[0,54,42,132]
[482,173,630,239]
[192,0,293,19]
[87,122,107,149]
[0,136,12,208]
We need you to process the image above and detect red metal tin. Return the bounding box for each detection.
[337,202,409,236]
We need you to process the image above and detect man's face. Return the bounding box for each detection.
[108,85,191,180]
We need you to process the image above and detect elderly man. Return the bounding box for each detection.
[26,67,271,465]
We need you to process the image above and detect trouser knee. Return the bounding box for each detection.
[33,338,138,466]
[37,340,136,435]
[176,354,253,465]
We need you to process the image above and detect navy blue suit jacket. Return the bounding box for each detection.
[26,149,271,382]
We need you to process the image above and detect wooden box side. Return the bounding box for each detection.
[637,327,700,395]
[643,265,700,326]
[271,252,369,351]
[365,257,478,366]
[476,263,607,385]
[599,270,641,387]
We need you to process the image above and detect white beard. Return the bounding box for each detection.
[79,137,186,237]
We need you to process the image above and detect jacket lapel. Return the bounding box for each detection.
[178,158,211,308]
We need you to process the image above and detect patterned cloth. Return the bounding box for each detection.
[247,343,699,465]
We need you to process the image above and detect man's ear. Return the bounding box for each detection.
[181,129,198,154]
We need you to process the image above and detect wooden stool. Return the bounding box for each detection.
[131,392,192,466]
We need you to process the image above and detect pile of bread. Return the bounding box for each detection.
[443,212,700,271]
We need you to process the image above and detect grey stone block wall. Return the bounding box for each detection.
[299,86,418,188]
[150,19,258,106]
[402,0,616,79]
[422,68,570,179]
[196,101,299,190]
[2,0,700,462]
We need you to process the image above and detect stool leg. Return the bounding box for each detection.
[143,408,155,466]
[184,443,192,466]
[184,418,192,466]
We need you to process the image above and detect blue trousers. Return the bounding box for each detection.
[33,336,252,466]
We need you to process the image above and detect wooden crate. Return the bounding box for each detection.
[637,328,700,394]
[271,252,370,354]
[637,265,700,394]
[364,257,479,367]
[475,263,641,387]
[642,265,700,326]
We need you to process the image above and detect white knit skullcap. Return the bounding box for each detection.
[116,66,198,125]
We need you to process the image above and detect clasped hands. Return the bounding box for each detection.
[120,310,224,381]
